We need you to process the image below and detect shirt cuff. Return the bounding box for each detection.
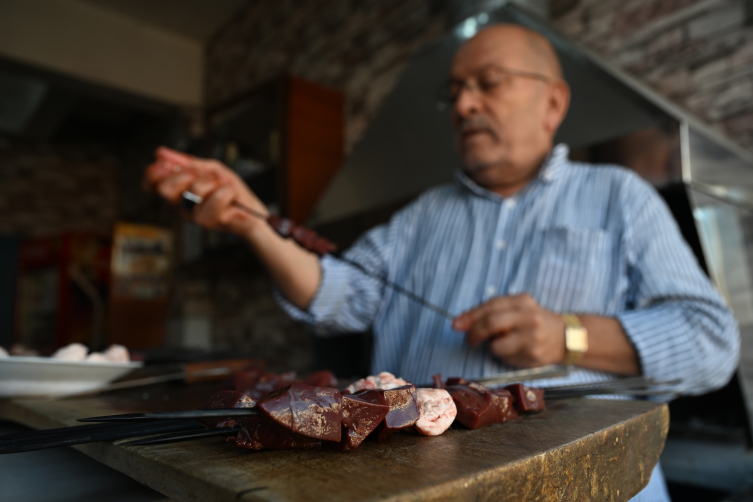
[617,304,682,382]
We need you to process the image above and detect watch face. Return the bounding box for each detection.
[566,326,588,353]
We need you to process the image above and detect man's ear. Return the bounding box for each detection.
[543,80,570,133]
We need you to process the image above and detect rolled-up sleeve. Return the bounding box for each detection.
[616,178,740,395]
[275,222,394,335]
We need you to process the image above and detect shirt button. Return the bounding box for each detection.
[485,285,497,297]
[504,198,517,209]
[495,239,506,250]
[543,171,553,181]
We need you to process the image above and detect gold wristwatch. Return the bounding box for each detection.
[562,314,588,366]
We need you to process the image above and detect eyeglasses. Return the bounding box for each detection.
[438,65,553,106]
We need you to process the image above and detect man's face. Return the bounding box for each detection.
[449,32,553,190]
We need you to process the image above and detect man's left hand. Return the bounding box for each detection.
[452,293,566,367]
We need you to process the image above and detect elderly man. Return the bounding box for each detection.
[147,25,738,501]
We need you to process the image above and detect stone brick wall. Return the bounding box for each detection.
[205,0,447,153]
[551,0,753,152]
[0,137,119,237]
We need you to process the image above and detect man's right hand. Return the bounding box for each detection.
[144,146,322,310]
[144,146,268,241]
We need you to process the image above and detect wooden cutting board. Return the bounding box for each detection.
[0,385,668,502]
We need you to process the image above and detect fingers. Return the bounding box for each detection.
[156,172,196,204]
[187,177,219,200]
[144,159,180,187]
[146,147,267,237]
[155,147,194,169]
[453,293,535,331]
[155,147,232,182]
[489,333,525,364]
[193,186,247,230]
[453,293,558,367]
[465,310,525,347]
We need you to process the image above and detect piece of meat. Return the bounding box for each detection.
[0,346,7,358]
[370,384,420,441]
[432,373,445,389]
[235,366,297,400]
[448,382,524,429]
[304,370,338,388]
[201,390,256,410]
[488,388,518,423]
[337,390,390,450]
[446,385,497,430]
[505,384,546,412]
[104,344,130,363]
[257,383,343,442]
[344,371,410,393]
[446,377,468,386]
[414,388,457,436]
[231,416,322,450]
[199,390,256,429]
[51,343,88,361]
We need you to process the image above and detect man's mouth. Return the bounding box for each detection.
[461,127,493,141]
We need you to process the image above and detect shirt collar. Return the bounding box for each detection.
[454,143,570,200]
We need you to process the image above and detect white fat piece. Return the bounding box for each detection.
[344,371,410,393]
[414,388,457,436]
[51,343,88,361]
[104,344,130,363]
[0,346,8,358]
[86,352,109,363]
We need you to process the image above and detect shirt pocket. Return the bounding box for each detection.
[531,226,613,313]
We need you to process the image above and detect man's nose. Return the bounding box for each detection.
[453,85,482,118]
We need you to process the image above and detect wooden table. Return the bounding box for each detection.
[0,385,668,502]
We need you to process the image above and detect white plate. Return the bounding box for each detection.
[0,356,142,398]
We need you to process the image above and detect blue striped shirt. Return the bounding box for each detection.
[278,144,739,502]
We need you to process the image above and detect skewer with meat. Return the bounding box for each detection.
[198,372,544,451]
[437,376,543,430]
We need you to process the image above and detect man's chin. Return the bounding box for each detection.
[461,154,496,175]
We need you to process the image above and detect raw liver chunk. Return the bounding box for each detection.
[339,390,390,450]
[488,388,518,423]
[371,385,420,441]
[447,385,497,430]
[257,383,342,442]
[505,383,546,412]
[231,417,321,450]
[199,390,256,429]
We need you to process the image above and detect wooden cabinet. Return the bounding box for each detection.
[207,75,344,224]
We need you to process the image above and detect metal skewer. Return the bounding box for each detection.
[80,408,261,423]
[182,192,455,321]
[118,426,241,446]
[0,420,205,454]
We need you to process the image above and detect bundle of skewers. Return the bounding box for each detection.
[0,366,680,455]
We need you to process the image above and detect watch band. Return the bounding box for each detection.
[562,314,588,366]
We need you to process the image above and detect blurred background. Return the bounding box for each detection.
[1,0,753,499]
